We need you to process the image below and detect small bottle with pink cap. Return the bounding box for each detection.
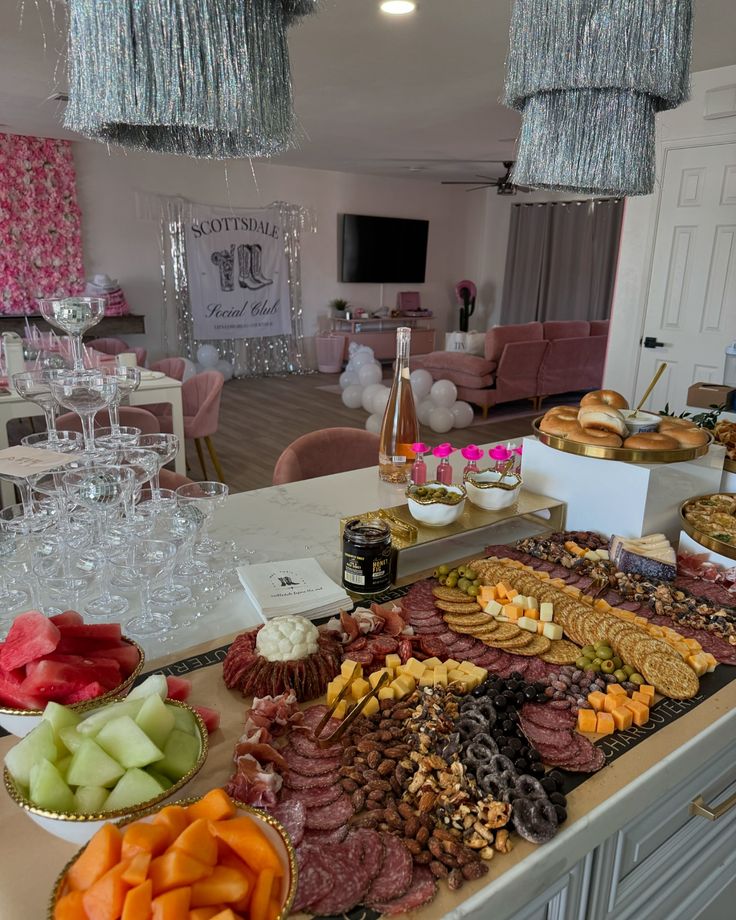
[410,442,429,485]
[460,444,484,477]
[433,443,454,485]
[489,443,513,474]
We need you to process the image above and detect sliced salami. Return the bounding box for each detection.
[371,864,437,915]
[518,717,570,752]
[304,792,354,830]
[288,730,342,760]
[292,843,335,913]
[447,636,483,653]
[617,600,642,612]
[348,648,375,665]
[268,800,306,847]
[420,635,452,658]
[280,784,343,809]
[282,746,341,776]
[300,705,331,726]
[351,828,385,886]
[303,823,349,845]
[364,834,414,906]
[368,635,399,655]
[413,623,449,635]
[524,658,554,682]
[602,590,624,606]
[521,702,577,731]
[283,770,336,791]
[308,835,371,915]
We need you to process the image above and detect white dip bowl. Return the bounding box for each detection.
[464,469,522,511]
[406,482,466,527]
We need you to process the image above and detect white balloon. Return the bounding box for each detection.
[371,385,391,416]
[361,383,384,413]
[430,379,458,409]
[351,348,374,368]
[357,362,383,387]
[348,341,360,356]
[181,358,198,382]
[451,400,474,428]
[341,384,364,409]
[429,407,454,433]
[339,370,357,389]
[215,358,233,381]
[365,413,382,434]
[417,398,436,426]
[410,369,433,401]
[197,344,220,369]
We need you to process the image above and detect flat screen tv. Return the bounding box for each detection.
[339,214,429,283]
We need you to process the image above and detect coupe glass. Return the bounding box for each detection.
[37,297,105,371]
[101,366,141,432]
[111,540,177,638]
[136,434,180,498]
[50,371,118,452]
[95,426,141,448]
[175,482,228,556]
[147,506,196,608]
[21,430,84,453]
[0,512,31,614]
[12,370,63,445]
[34,556,96,617]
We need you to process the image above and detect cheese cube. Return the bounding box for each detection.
[537,571,550,580]
[631,690,651,706]
[333,700,349,720]
[418,673,434,688]
[564,585,582,599]
[536,622,546,635]
[511,594,527,609]
[683,637,702,651]
[564,540,580,554]
[392,674,416,695]
[595,712,615,735]
[647,626,664,638]
[518,616,537,633]
[457,661,476,674]
[542,622,562,641]
[496,615,511,622]
[550,578,566,587]
[454,679,473,693]
[587,691,606,711]
[638,684,655,703]
[618,609,636,622]
[539,602,554,622]
[503,604,521,621]
[351,678,371,701]
[585,550,600,561]
[422,657,442,670]
[378,687,396,701]
[362,697,379,717]
[602,694,621,713]
[385,654,401,671]
[611,706,633,731]
[448,668,467,683]
[525,608,540,621]
[703,654,717,673]
[478,585,497,604]
[483,599,503,618]
[634,615,649,628]
[405,658,426,680]
[594,599,611,612]
[686,653,708,677]
[496,582,513,600]
[327,679,346,705]
[341,660,362,681]
[526,596,539,611]
[433,666,448,688]
[606,683,626,697]
[445,659,460,670]
[582,595,593,605]
[368,669,388,689]
[622,698,649,726]
[597,549,610,560]
[577,709,597,733]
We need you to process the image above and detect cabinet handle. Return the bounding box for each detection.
[689,791,736,821]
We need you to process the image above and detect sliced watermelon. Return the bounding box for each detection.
[30,655,123,690]
[165,676,192,701]
[21,659,121,701]
[192,705,220,734]
[0,612,60,672]
[0,673,46,711]
[62,682,107,704]
[49,610,85,627]
[57,623,122,643]
[86,644,141,677]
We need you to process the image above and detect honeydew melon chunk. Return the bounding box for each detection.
[170,705,197,735]
[154,728,200,782]
[96,716,164,769]
[5,720,58,786]
[127,674,168,701]
[66,738,125,788]
[75,785,110,814]
[29,759,76,813]
[145,767,174,791]
[42,701,81,737]
[135,694,175,749]
[104,768,164,812]
[59,726,85,754]
[77,698,146,736]
[56,755,72,778]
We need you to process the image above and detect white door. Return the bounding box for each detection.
[636,141,736,412]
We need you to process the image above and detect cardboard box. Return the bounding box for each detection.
[687,382,735,410]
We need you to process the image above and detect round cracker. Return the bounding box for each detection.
[435,600,482,614]
[540,638,581,664]
[433,585,475,602]
[507,634,552,656]
[640,654,699,700]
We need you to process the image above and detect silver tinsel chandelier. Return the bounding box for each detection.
[64,0,318,159]
[504,0,693,196]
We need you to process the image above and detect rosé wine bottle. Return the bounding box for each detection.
[378,327,419,483]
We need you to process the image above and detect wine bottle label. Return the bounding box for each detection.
[391,455,407,464]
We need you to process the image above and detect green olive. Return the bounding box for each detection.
[623,664,635,677]
[467,584,479,597]
[457,565,467,577]
[438,575,447,585]
[630,673,644,686]
[612,656,623,670]
[457,577,470,592]
[581,645,596,657]
[588,661,601,672]
[614,669,628,683]
[597,646,613,661]
[438,564,450,576]
[576,656,590,670]
[445,575,458,588]
[601,659,615,674]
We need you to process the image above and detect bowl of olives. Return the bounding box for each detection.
[463,468,521,511]
[406,482,466,527]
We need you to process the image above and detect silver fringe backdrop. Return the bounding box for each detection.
[504,0,693,195]
[160,198,316,377]
[64,0,319,158]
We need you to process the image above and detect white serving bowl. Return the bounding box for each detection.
[0,637,145,738]
[3,699,207,844]
[624,410,661,435]
[406,482,466,527]
[463,468,522,510]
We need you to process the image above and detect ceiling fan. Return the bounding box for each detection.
[441,160,531,194]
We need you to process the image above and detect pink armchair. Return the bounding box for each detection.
[537,321,608,399]
[273,428,379,485]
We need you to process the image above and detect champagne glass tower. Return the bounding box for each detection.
[37,297,106,371]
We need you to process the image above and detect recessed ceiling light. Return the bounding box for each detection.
[380,1,416,15]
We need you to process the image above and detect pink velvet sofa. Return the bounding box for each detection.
[410,320,609,416]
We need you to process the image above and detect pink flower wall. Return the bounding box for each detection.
[0,134,85,315]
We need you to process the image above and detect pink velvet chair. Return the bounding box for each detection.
[150,357,186,381]
[89,337,147,367]
[272,428,380,485]
[537,321,606,399]
[55,406,161,435]
[158,469,195,491]
[159,371,226,483]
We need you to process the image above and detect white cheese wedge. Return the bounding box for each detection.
[542,622,562,640]
[539,602,554,622]
[518,616,538,633]
[484,599,503,617]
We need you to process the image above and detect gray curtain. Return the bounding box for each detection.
[500,198,623,324]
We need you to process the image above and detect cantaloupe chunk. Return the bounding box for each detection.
[219,852,256,913]
[53,890,86,920]
[171,818,218,867]
[190,866,250,908]
[187,790,236,824]
[622,698,649,726]
[82,863,130,920]
[189,909,222,920]
[577,709,597,733]
[595,712,614,735]
[209,817,282,876]
[250,868,275,920]
[149,851,212,896]
[122,822,170,860]
[121,879,153,920]
[121,851,151,887]
[209,910,240,920]
[153,806,190,846]
[152,886,191,919]
[637,685,655,703]
[612,706,633,731]
[67,824,122,892]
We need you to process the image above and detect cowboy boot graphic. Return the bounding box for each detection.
[249,244,274,287]
[211,245,235,292]
[237,244,273,290]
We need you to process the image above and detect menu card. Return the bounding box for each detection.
[237,557,351,622]
[0,446,76,478]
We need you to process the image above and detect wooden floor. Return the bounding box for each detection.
[193,373,548,494]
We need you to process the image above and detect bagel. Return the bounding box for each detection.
[664,426,709,448]
[577,405,628,438]
[658,416,697,432]
[580,389,629,410]
[624,432,680,450]
[566,426,623,448]
[545,405,580,419]
[539,412,581,437]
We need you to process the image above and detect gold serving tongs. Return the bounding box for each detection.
[629,363,667,418]
[312,663,390,748]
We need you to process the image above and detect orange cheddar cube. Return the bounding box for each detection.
[617,609,636,622]
[611,706,633,731]
[687,653,709,677]
[503,604,521,621]
[594,599,611,612]
[496,583,513,600]
[525,608,540,621]
[638,684,655,703]
[622,698,649,726]
[631,690,651,706]
[479,586,497,604]
[595,712,615,735]
[537,571,550,580]
[536,622,546,635]
[647,625,664,638]
[684,637,702,651]
[634,615,649,628]
[563,585,582,599]
[602,694,621,713]
[587,691,606,712]
[550,578,566,587]
[606,683,626,697]
[577,709,597,733]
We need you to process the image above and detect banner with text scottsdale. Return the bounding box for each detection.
[185,205,292,340]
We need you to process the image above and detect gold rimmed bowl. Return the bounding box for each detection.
[48,796,297,920]
[463,468,522,510]
[0,636,145,738]
[406,481,466,526]
[679,492,736,562]
[4,699,208,844]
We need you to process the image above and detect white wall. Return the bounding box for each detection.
[71,144,481,364]
[604,65,736,401]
